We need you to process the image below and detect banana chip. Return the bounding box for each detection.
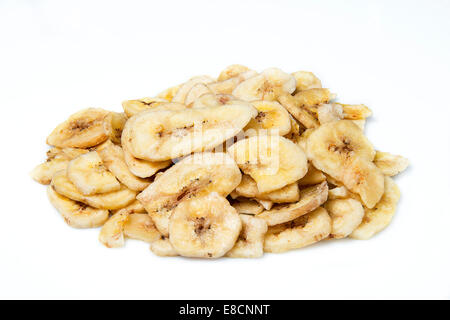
[350,177,400,240]
[374,151,409,176]
[226,214,268,258]
[325,198,364,239]
[264,207,331,253]
[256,181,328,226]
[169,192,242,258]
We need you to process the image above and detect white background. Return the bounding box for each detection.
[1,0,449,299]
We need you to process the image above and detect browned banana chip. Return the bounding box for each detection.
[256,181,328,226]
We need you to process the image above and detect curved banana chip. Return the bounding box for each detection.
[109,112,128,144]
[350,177,400,240]
[112,200,145,214]
[169,192,242,258]
[67,151,120,195]
[264,207,331,253]
[123,214,161,243]
[47,186,109,228]
[151,236,178,257]
[99,210,129,248]
[137,152,241,236]
[234,175,300,203]
[292,71,322,91]
[231,198,264,215]
[121,115,171,178]
[47,108,111,148]
[256,181,328,226]
[325,198,364,239]
[172,75,215,103]
[122,97,168,118]
[337,103,372,120]
[227,135,308,193]
[217,64,251,81]
[306,120,383,208]
[294,88,333,110]
[127,103,257,161]
[51,170,137,210]
[232,68,295,101]
[226,214,268,258]
[31,153,69,185]
[244,101,291,136]
[374,151,409,176]
[278,93,319,129]
[97,140,150,191]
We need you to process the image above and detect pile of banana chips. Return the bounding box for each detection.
[31,65,408,258]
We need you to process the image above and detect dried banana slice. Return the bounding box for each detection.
[227,135,308,193]
[226,214,268,258]
[306,120,383,208]
[121,115,171,178]
[47,186,109,228]
[109,112,128,144]
[231,198,264,215]
[244,101,291,136]
[317,103,344,124]
[127,103,256,161]
[278,94,319,129]
[97,140,150,191]
[47,108,111,148]
[185,83,214,106]
[172,75,215,103]
[234,175,300,203]
[218,64,251,81]
[112,200,145,214]
[337,103,372,120]
[51,170,137,210]
[325,198,364,239]
[123,214,161,243]
[233,68,296,101]
[292,71,322,91]
[137,152,241,236]
[294,88,333,110]
[256,181,328,226]
[122,97,168,118]
[350,177,400,240]
[31,155,70,185]
[67,151,120,195]
[374,151,409,176]
[99,210,129,248]
[151,237,178,257]
[264,207,331,253]
[169,192,242,258]
[298,164,326,186]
